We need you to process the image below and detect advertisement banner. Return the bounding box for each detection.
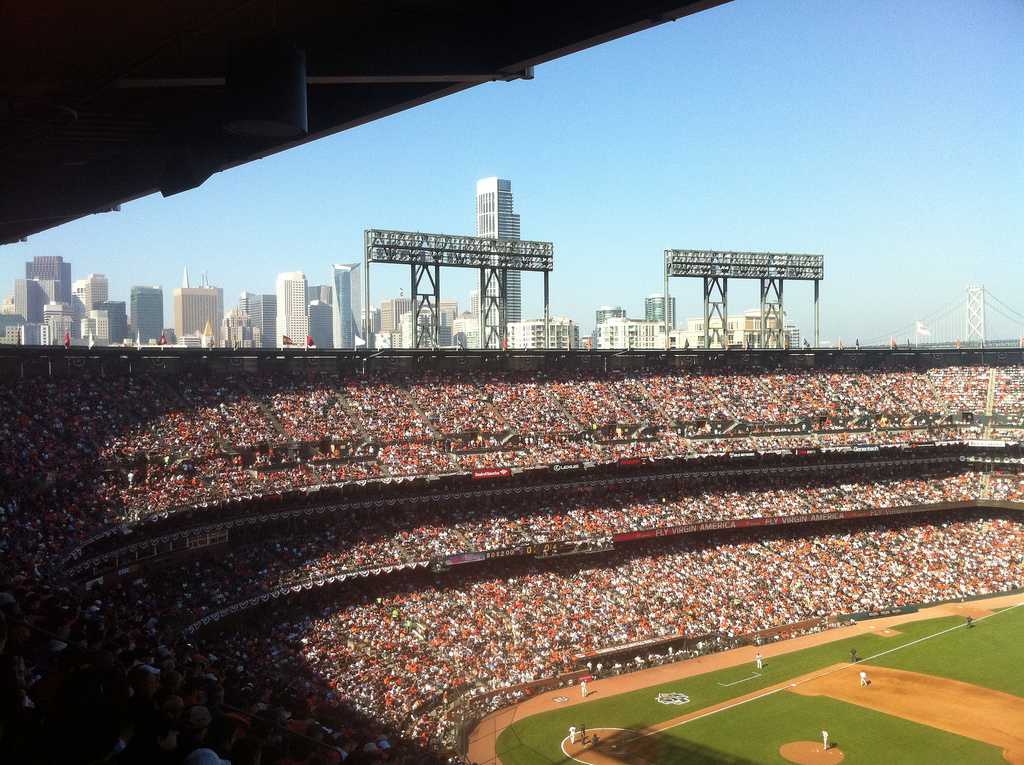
[472,467,512,480]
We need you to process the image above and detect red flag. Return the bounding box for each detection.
[158,333,167,346]
[306,334,314,348]
[501,336,508,350]
[63,330,71,350]
[282,335,293,346]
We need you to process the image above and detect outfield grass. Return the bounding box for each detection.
[496,605,1023,765]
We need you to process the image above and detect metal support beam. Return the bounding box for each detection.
[363,232,372,349]
[704,276,728,349]
[759,277,784,349]
[481,267,505,349]
[500,269,508,349]
[814,280,820,348]
[664,266,671,350]
[410,263,440,349]
[543,271,550,349]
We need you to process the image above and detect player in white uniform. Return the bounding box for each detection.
[859,670,869,687]
[755,652,763,670]
[569,726,578,744]
[580,680,588,698]
[822,730,829,750]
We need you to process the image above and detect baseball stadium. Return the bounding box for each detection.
[3,3,1023,765]
[2,346,1024,764]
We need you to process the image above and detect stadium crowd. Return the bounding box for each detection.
[137,466,1024,627]
[292,512,1024,744]
[3,365,1020,525]
[3,362,1024,763]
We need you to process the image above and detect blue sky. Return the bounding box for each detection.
[3,0,1022,341]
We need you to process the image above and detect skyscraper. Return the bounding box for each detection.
[330,263,362,349]
[25,256,72,304]
[476,177,522,330]
[130,286,164,343]
[72,274,109,318]
[275,271,308,347]
[379,297,411,334]
[174,273,224,344]
[595,305,627,326]
[14,279,46,323]
[645,294,677,329]
[92,301,129,344]
[43,302,77,342]
[308,300,333,348]
[307,284,333,306]
[239,292,277,349]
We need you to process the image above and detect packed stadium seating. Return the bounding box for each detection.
[2,358,1023,764]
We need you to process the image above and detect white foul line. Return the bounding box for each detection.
[559,599,1024,765]
[717,671,762,687]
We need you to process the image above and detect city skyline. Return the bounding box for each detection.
[0,0,1021,343]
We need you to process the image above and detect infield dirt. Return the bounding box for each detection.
[791,664,1024,765]
[779,740,846,764]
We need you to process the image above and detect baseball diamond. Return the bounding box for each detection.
[482,596,1024,765]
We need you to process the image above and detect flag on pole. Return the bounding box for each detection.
[306,334,314,350]
[136,330,142,349]
[354,334,366,347]
[915,321,931,337]
[282,335,293,346]
[159,333,167,346]
[63,330,71,350]
[890,337,896,350]
[88,332,95,349]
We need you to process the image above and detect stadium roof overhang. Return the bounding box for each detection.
[0,0,729,246]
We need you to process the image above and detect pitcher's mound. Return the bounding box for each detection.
[779,741,845,764]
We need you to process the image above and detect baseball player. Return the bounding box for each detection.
[569,726,577,745]
[859,670,869,687]
[580,679,588,698]
[822,730,829,751]
[755,652,763,670]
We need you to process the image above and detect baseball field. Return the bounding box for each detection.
[476,595,1024,765]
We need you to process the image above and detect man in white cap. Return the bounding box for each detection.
[822,730,830,751]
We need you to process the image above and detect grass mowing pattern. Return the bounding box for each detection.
[496,607,1023,765]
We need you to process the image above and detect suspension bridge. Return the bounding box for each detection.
[862,286,1024,349]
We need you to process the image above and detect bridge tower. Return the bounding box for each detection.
[965,285,986,347]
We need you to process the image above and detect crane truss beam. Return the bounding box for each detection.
[665,250,824,280]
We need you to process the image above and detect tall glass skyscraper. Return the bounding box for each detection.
[475,177,522,333]
[130,286,164,343]
[330,263,362,348]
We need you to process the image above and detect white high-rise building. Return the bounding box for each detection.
[452,314,480,350]
[72,274,109,318]
[596,317,666,350]
[275,271,309,347]
[330,263,362,349]
[476,177,522,338]
[507,317,580,350]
